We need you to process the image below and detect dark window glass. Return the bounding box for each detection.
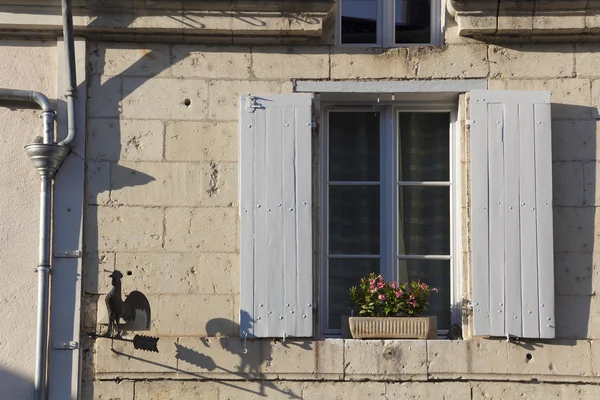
[398,112,450,182]
[397,259,451,330]
[341,0,378,44]
[329,258,381,330]
[329,111,380,182]
[329,185,380,255]
[395,0,431,44]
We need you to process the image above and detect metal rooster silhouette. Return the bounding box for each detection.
[105,270,151,338]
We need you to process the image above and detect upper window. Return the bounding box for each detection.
[338,0,441,47]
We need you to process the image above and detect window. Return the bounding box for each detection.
[337,0,442,47]
[321,103,458,335]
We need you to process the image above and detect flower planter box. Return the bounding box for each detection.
[348,316,437,339]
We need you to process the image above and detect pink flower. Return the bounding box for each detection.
[378,294,386,301]
[411,300,417,308]
[420,283,427,290]
[410,294,415,300]
[395,289,403,298]
[376,281,385,289]
[391,281,398,289]
[432,288,439,293]
[370,286,377,293]
[369,278,375,285]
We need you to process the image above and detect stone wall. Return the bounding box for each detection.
[0,41,56,400]
[83,38,600,398]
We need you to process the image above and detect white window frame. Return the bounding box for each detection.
[336,0,444,48]
[319,99,461,337]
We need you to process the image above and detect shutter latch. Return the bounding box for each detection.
[246,95,264,113]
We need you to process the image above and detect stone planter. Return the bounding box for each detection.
[348,316,437,339]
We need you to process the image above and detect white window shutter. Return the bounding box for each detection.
[470,90,555,339]
[239,94,314,338]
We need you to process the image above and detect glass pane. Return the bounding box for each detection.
[329,258,381,330]
[395,0,431,44]
[341,0,378,44]
[398,112,450,182]
[398,186,450,255]
[397,259,450,330]
[329,111,380,182]
[330,185,380,254]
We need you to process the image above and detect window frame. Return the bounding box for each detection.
[319,99,461,337]
[336,0,444,48]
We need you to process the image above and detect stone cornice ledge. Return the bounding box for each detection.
[0,1,335,43]
[448,0,600,41]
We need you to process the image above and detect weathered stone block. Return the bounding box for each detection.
[252,47,329,79]
[85,206,163,252]
[87,119,164,162]
[208,80,283,121]
[506,79,592,120]
[95,336,178,375]
[344,340,427,380]
[219,380,303,400]
[165,207,237,252]
[534,12,585,33]
[122,78,208,120]
[88,43,171,77]
[165,121,238,162]
[134,381,219,400]
[408,44,489,79]
[387,382,472,399]
[260,339,317,379]
[88,75,121,118]
[554,252,598,296]
[171,45,251,78]
[555,295,600,339]
[131,9,184,30]
[110,161,237,207]
[584,162,600,206]
[472,382,569,400]
[84,252,114,295]
[489,44,574,79]
[553,162,584,206]
[301,382,386,400]
[551,120,597,162]
[316,339,344,379]
[176,337,260,378]
[81,380,133,400]
[575,44,600,77]
[115,252,239,295]
[86,161,110,205]
[553,207,596,253]
[330,48,413,79]
[151,294,235,336]
[507,340,593,379]
[428,339,509,378]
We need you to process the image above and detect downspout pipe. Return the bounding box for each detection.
[58,0,77,147]
[0,89,69,400]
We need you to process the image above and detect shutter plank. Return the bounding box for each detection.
[239,94,313,338]
[295,102,314,336]
[488,103,506,336]
[504,103,523,337]
[534,102,555,339]
[470,94,491,336]
[239,96,256,338]
[518,103,540,338]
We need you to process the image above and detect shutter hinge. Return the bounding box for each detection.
[246,95,264,113]
[53,341,79,350]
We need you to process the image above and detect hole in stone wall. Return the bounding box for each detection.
[127,270,133,276]
[526,353,533,361]
[184,98,191,107]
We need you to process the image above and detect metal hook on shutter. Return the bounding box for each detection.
[243,331,248,354]
[282,332,287,343]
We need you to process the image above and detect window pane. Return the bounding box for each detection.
[330,185,380,254]
[395,0,431,44]
[398,112,450,182]
[397,259,450,330]
[329,258,381,330]
[329,111,380,182]
[398,186,450,255]
[341,0,378,44]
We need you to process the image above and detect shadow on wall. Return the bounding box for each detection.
[0,367,33,400]
[551,104,597,340]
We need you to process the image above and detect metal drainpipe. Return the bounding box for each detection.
[58,0,76,147]
[0,89,70,400]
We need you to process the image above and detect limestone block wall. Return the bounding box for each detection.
[0,41,56,400]
[83,40,600,398]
